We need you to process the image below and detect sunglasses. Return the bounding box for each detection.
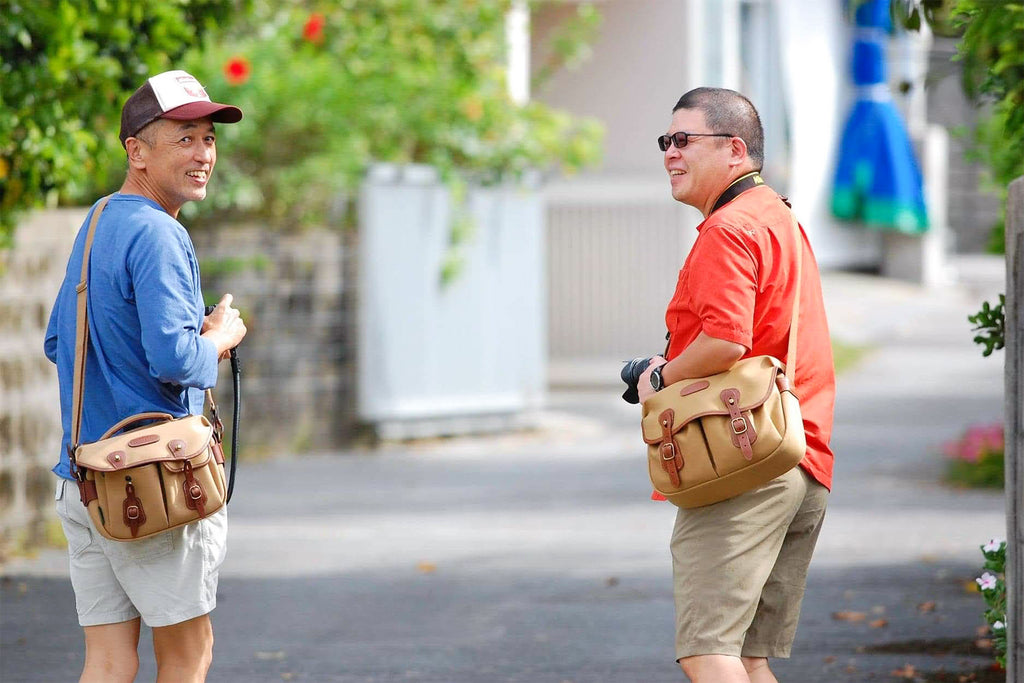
[657,131,735,152]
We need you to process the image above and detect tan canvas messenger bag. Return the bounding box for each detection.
[641,214,807,509]
[68,196,229,541]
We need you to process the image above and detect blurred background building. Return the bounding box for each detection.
[530,0,1001,384]
[0,0,1005,553]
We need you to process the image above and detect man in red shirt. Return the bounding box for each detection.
[636,88,835,683]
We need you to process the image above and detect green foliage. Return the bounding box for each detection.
[977,539,1007,667]
[956,1,1024,254]
[943,421,1004,488]
[968,295,1005,356]
[830,338,871,375]
[0,0,244,246]
[946,447,1005,487]
[897,1,1024,254]
[891,0,963,36]
[531,1,602,93]
[200,254,270,280]
[178,1,604,229]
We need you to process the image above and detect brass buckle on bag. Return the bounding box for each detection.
[660,442,677,461]
[731,417,748,435]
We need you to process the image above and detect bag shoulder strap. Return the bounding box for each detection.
[663,202,804,381]
[69,196,218,448]
[70,196,112,452]
[785,210,803,386]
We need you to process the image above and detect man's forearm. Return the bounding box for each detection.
[661,331,746,385]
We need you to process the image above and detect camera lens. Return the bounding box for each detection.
[620,356,653,404]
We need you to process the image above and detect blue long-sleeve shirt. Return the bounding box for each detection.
[45,193,219,480]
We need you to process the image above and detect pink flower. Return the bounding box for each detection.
[943,422,1005,463]
[977,571,998,591]
[984,539,1005,554]
[984,424,1004,451]
[303,13,326,43]
[224,56,251,86]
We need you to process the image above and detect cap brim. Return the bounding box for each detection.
[162,101,243,124]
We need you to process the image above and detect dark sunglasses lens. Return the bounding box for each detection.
[658,133,688,151]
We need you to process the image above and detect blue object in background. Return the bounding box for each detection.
[832,0,929,233]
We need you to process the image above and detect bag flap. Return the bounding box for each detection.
[75,414,213,471]
[640,356,784,444]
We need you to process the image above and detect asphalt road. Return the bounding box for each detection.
[0,265,1007,683]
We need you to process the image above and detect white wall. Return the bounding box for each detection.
[776,0,882,268]
[531,0,692,176]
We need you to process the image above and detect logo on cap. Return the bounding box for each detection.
[174,75,208,100]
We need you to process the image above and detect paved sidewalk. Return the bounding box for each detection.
[1,261,1007,682]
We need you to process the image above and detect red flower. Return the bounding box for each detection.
[224,56,251,86]
[303,13,326,43]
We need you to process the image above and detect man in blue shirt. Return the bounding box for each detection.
[45,70,247,683]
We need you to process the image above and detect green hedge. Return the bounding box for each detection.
[0,1,603,243]
[178,1,603,228]
[0,0,242,245]
[956,0,1024,253]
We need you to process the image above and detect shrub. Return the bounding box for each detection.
[0,0,244,246]
[176,1,604,229]
[969,295,1005,357]
[943,422,1004,488]
[977,538,1007,668]
[954,0,1024,254]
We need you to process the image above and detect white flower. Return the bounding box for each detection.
[984,539,1005,553]
[977,572,999,591]
[994,620,1006,630]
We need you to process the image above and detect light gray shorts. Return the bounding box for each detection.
[54,477,228,628]
[671,466,828,661]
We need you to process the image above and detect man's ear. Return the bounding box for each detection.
[729,136,749,167]
[125,138,147,170]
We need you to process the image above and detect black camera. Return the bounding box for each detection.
[620,356,656,404]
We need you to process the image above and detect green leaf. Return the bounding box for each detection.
[906,7,922,30]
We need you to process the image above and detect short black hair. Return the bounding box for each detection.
[672,87,764,168]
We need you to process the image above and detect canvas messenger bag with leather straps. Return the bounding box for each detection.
[641,210,807,509]
[68,196,231,541]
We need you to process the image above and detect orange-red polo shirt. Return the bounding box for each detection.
[663,184,836,490]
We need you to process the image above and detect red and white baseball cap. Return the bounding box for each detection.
[119,70,243,146]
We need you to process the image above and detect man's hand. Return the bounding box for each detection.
[637,355,668,404]
[201,293,247,361]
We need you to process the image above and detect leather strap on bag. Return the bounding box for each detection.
[655,199,804,480]
[785,207,803,389]
[69,196,111,483]
[68,196,237,503]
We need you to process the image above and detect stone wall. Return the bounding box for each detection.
[191,226,357,455]
[0,212,355,557]
[0,208,84,556]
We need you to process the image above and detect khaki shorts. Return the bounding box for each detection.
[671,466,828,660]
[54,477,228,628]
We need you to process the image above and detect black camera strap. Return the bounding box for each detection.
[710,171,764,215]
[663,184,794,360]
[204,305,242,504]
[70,197,241,504]
[226,348,240,503]
[647,173,767,362]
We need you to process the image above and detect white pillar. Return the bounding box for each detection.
[720,0,741,89]
[506,1,530,105]
[686,0,707,89]
[895,19,932,139]
[881,124,950,285]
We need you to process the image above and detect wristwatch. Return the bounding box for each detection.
[650,366,665,392]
